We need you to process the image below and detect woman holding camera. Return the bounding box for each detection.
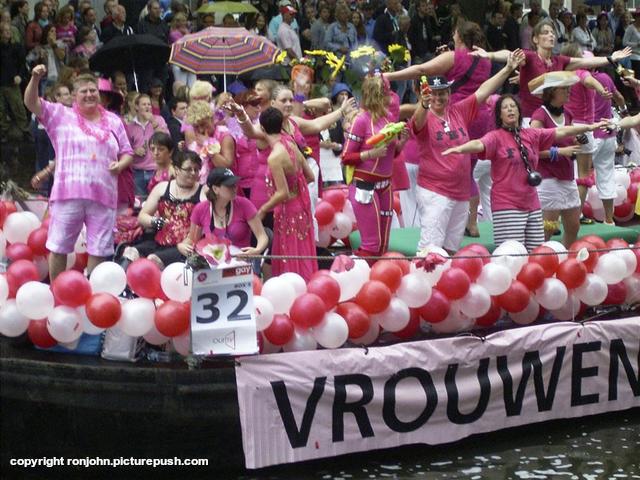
[442,95,604,250]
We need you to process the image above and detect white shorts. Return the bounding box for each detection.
[573,123,597,154]
[592,136,617,199]
[416,186,469,252]
[537,178,581,211]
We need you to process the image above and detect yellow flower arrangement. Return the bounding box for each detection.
[275,50,288,64]
[350,45,377,59]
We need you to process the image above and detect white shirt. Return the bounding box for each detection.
[623,24,640,61]
[277,21,302,59]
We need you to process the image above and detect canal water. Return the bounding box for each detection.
[240,408,639,479]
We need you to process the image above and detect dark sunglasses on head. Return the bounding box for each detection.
[243,97,262,107]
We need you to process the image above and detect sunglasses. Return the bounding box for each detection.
[243,97,262,107]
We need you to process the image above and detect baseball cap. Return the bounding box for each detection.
[207,168,240,187]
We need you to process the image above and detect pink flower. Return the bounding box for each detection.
[195,233,232,266]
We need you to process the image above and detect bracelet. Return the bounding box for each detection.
[421,101,429,109]
[549,146,559,162]
[237,115,249,124]
[293,93,306,103]
[607,55,616,66]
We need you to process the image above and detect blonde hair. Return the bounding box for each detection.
[215,92,233,107]
[171,12,187,29]
[361,75,387,121]
[189,80,214,102]
[560,42,582,58]
[186,100,213,126]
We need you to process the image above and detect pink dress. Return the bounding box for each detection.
[268,140,317,281]
[188,126,231,184]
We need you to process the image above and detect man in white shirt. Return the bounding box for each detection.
[268,0,299,42]
[277,5,302,60]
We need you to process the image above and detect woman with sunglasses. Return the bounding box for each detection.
[123,150,205,268]
[442,95,605,251]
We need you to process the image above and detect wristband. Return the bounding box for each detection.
[293,93,306,103]
[421,101,429,109]
[342,151,363,165]
[607,56,616,66]
[549,146,559,162]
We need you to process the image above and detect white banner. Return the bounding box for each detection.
[236,318,640,469]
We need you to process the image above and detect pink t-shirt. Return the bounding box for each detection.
[530,107,575,181]
[125,115,169,171]
[234,134,257,189]
[447,48,492,106]
[190,196,257,248]
[412,94,478,201]
[480,127,557,212]
[403,132,422,165]
[565,70,595,124]
[56,24,77,47]
[519,50,571,117]
[38,100,133,209]
[593,72,617,140]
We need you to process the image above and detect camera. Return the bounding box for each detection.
[527,170,542,187]
[576,133,588,145]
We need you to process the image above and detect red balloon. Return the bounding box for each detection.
[569,240,599,272]
[417,288,450,324]
[581,235,606,250]
[355,280,392,314]
[381,251,410,275]
[529,246,559,277]
[2,201,17,217]
[435,267,470,300]
[582,201,593,220]
[556,259,588,289]
[496,280,530,313]
[72,252,89,272]
[126,258,162,298]
[322,189,346,212]
[631,169,640,183]
[41,217,51,229]
[614,201,634,219]
[7,260,39,296]
[604,281,627,305]
[315,201,336,227]
[85,293,122,328]
[307,275,341,310]
[628,183,639,203]
[51,270,92,307]
[517,262,546,291]
[290,293,327,329]
[252,274,262,296]
[370,261,403,292]
[394,308,421,339]
[461,243,491,264]
[606,238,629,249]
[155,300,189,337]
[336,302,371,339]
[310,269,332,281]
[263,313,294,345]
[452,251,483,282]
[0,202,6,229]
[393,192,402,215]
[6,243,34,262]
[27,227,49,256]
[28,319,57,348]
[475,298,501,327]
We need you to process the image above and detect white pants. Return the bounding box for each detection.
[592,136,617,199]
[537,178,581,210]
[416,186,469,252]
[473,159,493,222]
[399,163,420,227]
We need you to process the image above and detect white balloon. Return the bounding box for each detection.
[352,257,371,278]
[172,330,191,356]
[510,298,540,325]
[411,246,451,286]
[574,273,608,306]
[0,275,8,306]
[623,274,640,304]
[0,230,6,258]
[351,317,380,346]
[586,186,603,210]
[614,168,631,189]
[317,227,332,248]
[261,277,296,314]
[143,323,170,346]
[550,293,581,321]
[476,263,512,296]
[458,284,491,318]
[430,303,474,334]
[33,256,49,281]
[395,272,432,308]
[118,298,155,337]
[47,306,83,343]
[492,240,528,278]
[312,312,349,349]
[372,297,410,332]
[16,281,54,319]
[330,258,369,303]
[283,328,317,352]
[542,241,568,263]
[611,248,637,279]
[253,295,275,331]
[21,211,41,231]
[3,212,37,244]
[342,200,356,223]
[331,212,353,239]
[160,262,192,302]
[534,278,568,310]
[594,253,627,284]
[90,261,127,296]
[0,300,29,337]
[279,272,307,297]
[614,184,627,206]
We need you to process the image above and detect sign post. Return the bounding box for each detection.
[190,264,258,356]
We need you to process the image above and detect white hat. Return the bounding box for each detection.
[529,71,580,96]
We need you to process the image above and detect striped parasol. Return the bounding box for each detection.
[169,27,281,90]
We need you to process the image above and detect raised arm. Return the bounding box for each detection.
[471,47,511,63]
[475,49,524,105]
[384,51,455,82]
[226,102,266,140]
[293,97,356,135]
[441,139,486,156]
[555,121,607,139]
[566,47,632,71]
[24,65,46,117]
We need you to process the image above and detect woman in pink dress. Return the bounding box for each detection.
[256,107,317,281]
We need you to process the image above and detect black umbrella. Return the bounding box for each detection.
[89,34,170,91]
[239,64,291,82]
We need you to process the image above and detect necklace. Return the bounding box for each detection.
[537,50,553,68]
[74,103,110,143]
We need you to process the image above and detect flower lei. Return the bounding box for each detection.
[73,103,111,143]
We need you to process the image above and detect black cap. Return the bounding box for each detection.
[207,167,240,187]
[427,76,452,90]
